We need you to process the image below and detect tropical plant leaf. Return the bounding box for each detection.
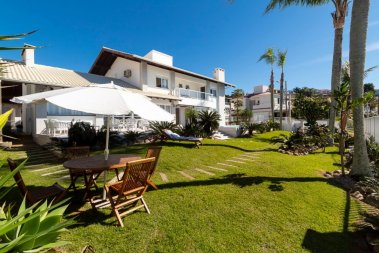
[0,158,27,190]
[0,30,37,41]
[0,109,13,131]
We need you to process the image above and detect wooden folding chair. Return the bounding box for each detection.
[145,146,162,190]
[104,157,156,227]
[7,158,66,205]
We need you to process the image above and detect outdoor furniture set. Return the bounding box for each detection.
[7,146,162,227]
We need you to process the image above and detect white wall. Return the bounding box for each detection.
[175,73,206,91]
[144,65,172,95]
[365,116,379,143]
[105,57,141,88]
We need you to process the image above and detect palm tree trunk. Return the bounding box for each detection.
[270,67,275,121]
[350,0,371,176]
[329,27,344,136]
[279,71,284,130]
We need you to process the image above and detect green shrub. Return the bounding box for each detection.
[272,124,330,154]
[124,131,142,145]
[198,111,221,137]
[68,122,97,147]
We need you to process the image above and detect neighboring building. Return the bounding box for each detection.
[247,85,289,123]
[0,46,235,136]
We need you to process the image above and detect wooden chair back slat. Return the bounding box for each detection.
[7,158,29,200]
[65,146,90,160]
[145,146,162,176]
[118,158,155,199]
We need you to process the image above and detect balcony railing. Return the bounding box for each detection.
[174,88,214,101]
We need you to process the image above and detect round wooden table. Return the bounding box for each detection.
[63,154,141,173]
[63,154,142,202]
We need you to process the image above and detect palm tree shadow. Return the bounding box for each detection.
[301,191,369,252]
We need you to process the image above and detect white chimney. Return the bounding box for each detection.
[21,44,36,66]
[144,50,173,66]
[213,68,225,82]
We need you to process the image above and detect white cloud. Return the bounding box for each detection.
[367,42,379,52]
[369,20,379,27]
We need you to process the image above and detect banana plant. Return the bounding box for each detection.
[333,62,376,175]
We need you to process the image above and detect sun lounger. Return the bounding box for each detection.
[162,129,202,148]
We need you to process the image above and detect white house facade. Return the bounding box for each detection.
[0,46,234,137]
[89,48,234,126]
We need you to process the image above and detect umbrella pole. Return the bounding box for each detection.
[103,115,111,200]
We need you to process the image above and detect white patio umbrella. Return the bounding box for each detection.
[11,82,174,159]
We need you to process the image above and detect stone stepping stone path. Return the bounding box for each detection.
[233,157,251,161]
[178,171,195,180]
[217,162,238,168]
[226,159,246,164]
[195,168,215,176]
[32,165,63,172]
[206,166,228,172]
[42,169,67,177]
[239,154,260,158]
[159,172,169,182]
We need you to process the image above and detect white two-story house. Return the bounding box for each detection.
[248,85,289,122]
[89,47,235,126]
[0,46,234,137]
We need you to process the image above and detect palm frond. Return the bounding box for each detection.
[265,0,331,13]
[258,48,276,65]
[0,30,37,41]
[277,49,288,68]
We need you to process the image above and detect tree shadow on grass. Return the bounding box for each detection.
[301,191,370,253]
[202,143,278,153]
[155,173,329,192]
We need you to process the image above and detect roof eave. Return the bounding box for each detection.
[91,47,236,88]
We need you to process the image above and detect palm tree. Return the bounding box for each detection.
[265,0,349,136]
[258,48,276,121]
[277,50,287,130]
[349,0,371,176]
[231,89,245,124]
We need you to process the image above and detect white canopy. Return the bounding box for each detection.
[11,83,174,122]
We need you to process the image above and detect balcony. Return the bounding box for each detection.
[174,88,214,101]
[174,88,216,108]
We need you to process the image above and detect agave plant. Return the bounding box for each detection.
[0,159,73,253]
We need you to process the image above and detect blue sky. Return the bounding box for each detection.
[1,0,379,94]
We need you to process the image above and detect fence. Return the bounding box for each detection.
[365,116,379,143]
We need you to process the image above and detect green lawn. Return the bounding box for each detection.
[0,131,365,252]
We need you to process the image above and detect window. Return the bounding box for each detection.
[277,98,280,104]
[156,77,168,89]
[210,89,217,97]
[178,84,183,88]
[159,105,172,114]
[185,85,190,90]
